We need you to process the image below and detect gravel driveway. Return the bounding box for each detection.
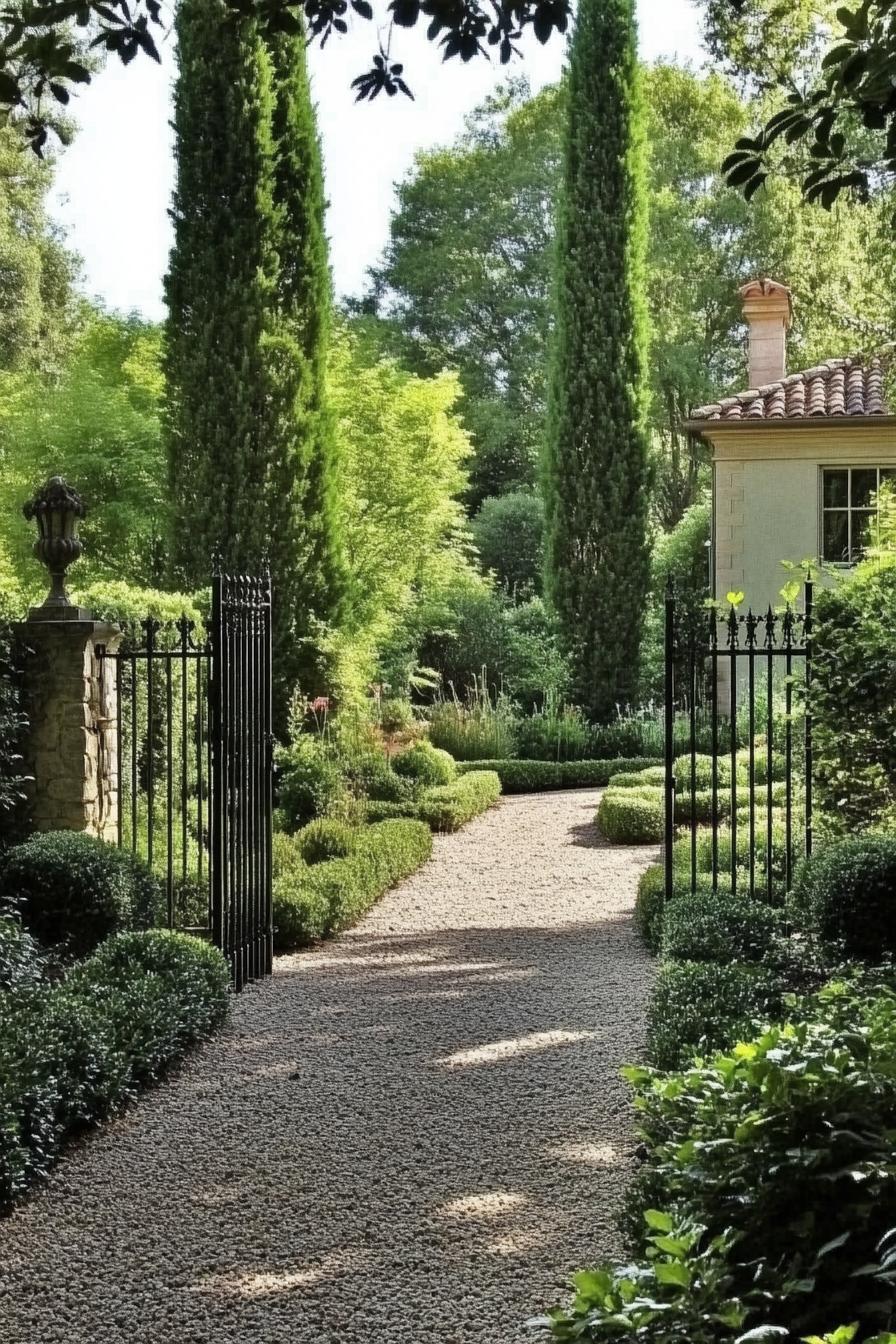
[0,789,656,1344]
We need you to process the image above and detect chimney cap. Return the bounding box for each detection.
[738,277,793,324]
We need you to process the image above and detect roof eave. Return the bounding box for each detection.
[686,414,896,436]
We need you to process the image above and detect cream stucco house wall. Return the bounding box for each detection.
[687,279,896,612]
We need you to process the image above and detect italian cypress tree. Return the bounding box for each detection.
[543,0,652,722]
[164,0,344,722]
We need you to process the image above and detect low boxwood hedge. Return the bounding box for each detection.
[789,832,896,960]
[293,819,358,865]
[0,929,229,1209]
[392,742,456,787]
[596,788,664,844]
[455,757,662,793]
[661,890,781,965]
[365,770,501,833]
[273,819,433,950]
[0,831,164,956]
[646,959,785,1070]
[635,865,665,952]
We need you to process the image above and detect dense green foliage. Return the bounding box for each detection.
[455,756,662,792]
[273,819,432,949]
[0,917,41,991]
[164,0,344,713]
[0,831,163,956]
[543,0,651,722]
[365,769,501,832]
[812,559,896,833]
[646,959,785,1070]
[0,929,229,1209]
[661,889,781,964]
[391,741,456,787]
[292,818,358,865]
[790,834,896,962]
[547,984,896,1340]
[471,490,544,596]
[597,787,664,844]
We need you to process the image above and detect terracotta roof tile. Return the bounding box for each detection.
[691,357,890,423]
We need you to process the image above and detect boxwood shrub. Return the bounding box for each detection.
[646,960,785,1070]
[608,766,667,788]
[392,742,456,787]
[0,929,229,1209]
[789,832,896,960]
[0,831,164,956]
[0,916,41,991]
[273,819,433,950]
[661,890,781,965]
[596,788,664,844]
[635,864,665,952]
[293,819,358,865]
[365,770,501,833]
[455,757,662,793]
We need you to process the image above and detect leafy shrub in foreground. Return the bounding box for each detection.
[790,833,896,961]
[596,788,663,844]
[392,741,456,786]
[273,819,432,950]
[661,890,781,965]
[293,819,358,865]
[624,983,896,1339]
[646,959,785,1069]
[0,831,164,955]
[0,930,229,1209]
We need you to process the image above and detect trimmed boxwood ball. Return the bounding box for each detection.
[352,757,419,804]
[596,787,663,844]
[0,831,164,956]
[277,751,348,829]
[789,832,896,960]
[392,742,456,787]
[662,890,781,964]
[294,819,358,865]
[647,960,785,1070]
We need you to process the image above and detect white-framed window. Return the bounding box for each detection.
[821,466,896,565]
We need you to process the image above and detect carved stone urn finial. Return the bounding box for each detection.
[23,476,91,621]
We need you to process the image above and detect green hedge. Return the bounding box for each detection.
[634,865,665,952]
[392,742,456,786]
[293,819,358,865]
[646,959,785,1070]
[789,832,896,960]
[0,831,164,956]
[456,757,662,793]
[0,929,229,1209]
[273,819,433,950]
[365,770,501,832]
[596,787,664,844]
[661,890,781,965]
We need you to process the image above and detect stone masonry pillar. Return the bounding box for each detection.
[16,620,121,840]
[15,475,122,840]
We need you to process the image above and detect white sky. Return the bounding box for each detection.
[49,0,705,320]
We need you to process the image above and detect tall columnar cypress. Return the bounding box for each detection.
[164,0,344,724]
[543,0,651,722]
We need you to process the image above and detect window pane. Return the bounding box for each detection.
[823,469,848,508]
[853,510,876,559]
[823,511,849,562]
[852,468,879,508]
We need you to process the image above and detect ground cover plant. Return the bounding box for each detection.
[0,927,230,1209]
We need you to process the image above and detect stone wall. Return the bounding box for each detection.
[17,621,121,841]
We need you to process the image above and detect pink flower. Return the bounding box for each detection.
[311,696,330,712]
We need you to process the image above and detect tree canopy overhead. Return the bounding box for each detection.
[0,0,570,154]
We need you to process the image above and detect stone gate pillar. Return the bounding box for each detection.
[15,477,121,840]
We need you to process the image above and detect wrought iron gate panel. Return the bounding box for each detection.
[99,569,273,989]
[662,577,813,905]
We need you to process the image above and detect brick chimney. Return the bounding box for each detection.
[739,278,792,388]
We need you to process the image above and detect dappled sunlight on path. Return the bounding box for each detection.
[0,789,655,1343]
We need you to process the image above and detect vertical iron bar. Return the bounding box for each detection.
[766,608,775,905]
[166,652,174,928]
[747,612,757,901]
[784,611,794,892]
[180,620,189,889]
[196,651,204,885]
[710,606,719,891]
[145,620,156,872]
[211,570,225,958]
[663,580,675,906]
[116,651,124,849]
[804,576,814,861]
[728,609,738,895]
[689,627,697,892]
[130,646,138,855]
[263,567,274,974]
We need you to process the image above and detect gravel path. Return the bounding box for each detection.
[0,789,656,1344]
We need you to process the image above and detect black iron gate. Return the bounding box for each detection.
[663,577,813,904]
[98,569,273,989]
